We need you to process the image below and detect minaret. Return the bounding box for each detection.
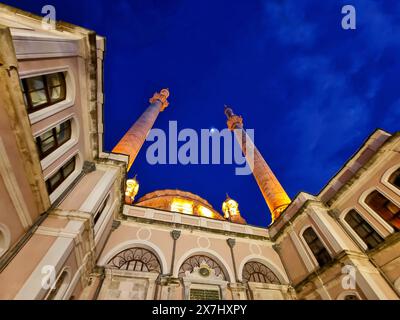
[224,106,291,223]
[112,89,170,172]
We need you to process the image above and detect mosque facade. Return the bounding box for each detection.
[0,4,399,300]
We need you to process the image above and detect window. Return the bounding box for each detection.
[388,168,400,191]
[344,210,384,249]
[93,195,110,225]
[36,120,71,159]
[365,190,400,231]
[303,227,332,267]
[45,157,76,194]
[242,261,280,284]
[20,72,66,113]
[107,247,161,273]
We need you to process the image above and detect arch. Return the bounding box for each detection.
[237,254,289,284]
[173,248,234,282]
[107,247,161,273]
[381,165,400,195]
[0,223,11,258]
[98,239,168,274]
[336,290,362,300]
[359,187,396,234]
[299,225,333,268]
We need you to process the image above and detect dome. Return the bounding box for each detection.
[135,189,225,221]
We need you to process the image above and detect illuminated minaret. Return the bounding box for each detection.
[112,89,170,172]
[224,106,291,223]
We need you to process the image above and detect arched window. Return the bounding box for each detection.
[178,255,226,280]
[344,210,384,249]
[242,261,280,284]
[388,168,400,191]
[107,247,161,273]
[365,190,400,230]
[302,227,332,267]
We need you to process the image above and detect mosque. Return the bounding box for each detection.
[0,3,399,300]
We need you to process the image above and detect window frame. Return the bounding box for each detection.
[35,119,72,160]
[343,209,384,250]
[363,189,400,231]
[20,72,66,114]
[301,226,332,268]
[45,156,76,194]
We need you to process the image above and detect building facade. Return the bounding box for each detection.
[0,4,399,300]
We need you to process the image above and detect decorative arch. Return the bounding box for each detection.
[107,247,161,273]
[237,254,289,284]
[98,239,168,274]
[178,255,226,279]
[173,248,234,282]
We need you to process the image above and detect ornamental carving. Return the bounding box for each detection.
[178,255,226,280]
[242,261,280,284]
[107,247,161,273]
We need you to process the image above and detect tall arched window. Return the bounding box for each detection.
[344,210,384,249]
[388,168,400,191]
[302,227,332,267]
[365,190,400,230]
[107,247,161,273]
[242,261,280,284]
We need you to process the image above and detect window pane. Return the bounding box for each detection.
[62,159,75,178]
[29,90,47,107]
[40,135,56,153]
[50,86,61,101]
[26,76,45,90]
[48,171,62,189]
[47,73,61,86]
[56,121,71,145]
[366,191,400,230]
[345,209,384,249]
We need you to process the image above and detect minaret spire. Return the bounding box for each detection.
[112,89,170,172]
[225,106,291,223]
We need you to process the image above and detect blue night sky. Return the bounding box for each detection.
[5,0,400,226]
